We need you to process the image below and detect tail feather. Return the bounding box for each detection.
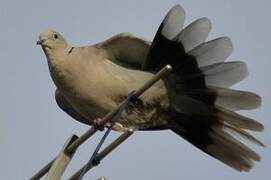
[206,142,252,172]
[176,87,261,111]
[211,127,260,161]
[177,17,211,51]
[146,4,264,171]
[201,61,248,87]
[188,37,233,67]
[175,61,248,89]
[161,5,185,40]
[171,112,264,171]
[212,87,261,111]
[223,123,265,147]
[216,106,264,131]
[207,130,255,171]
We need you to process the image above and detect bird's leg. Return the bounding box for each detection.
[93,118,105,131]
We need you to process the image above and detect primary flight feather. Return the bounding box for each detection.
[37,5,264,172]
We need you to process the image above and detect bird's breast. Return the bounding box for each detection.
[56,60,128,121]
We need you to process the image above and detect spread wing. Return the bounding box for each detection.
[96,32,150,69]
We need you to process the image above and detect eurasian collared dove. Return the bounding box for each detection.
[37,5,264,172]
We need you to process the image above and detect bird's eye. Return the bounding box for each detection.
[54,34,58,39]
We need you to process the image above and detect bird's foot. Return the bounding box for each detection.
[111,123,136,132]
[93,118,105,131]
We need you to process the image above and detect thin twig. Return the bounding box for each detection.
[77,91,136,180]
[69,131,133,180]
[30,128,97,180]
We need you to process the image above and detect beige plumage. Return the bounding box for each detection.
[37,5,264,172]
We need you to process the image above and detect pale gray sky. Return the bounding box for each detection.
[0,0,270,179]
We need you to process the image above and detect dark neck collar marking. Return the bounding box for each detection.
[68,47,74,54]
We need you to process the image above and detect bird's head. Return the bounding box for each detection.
[37,30,69,54]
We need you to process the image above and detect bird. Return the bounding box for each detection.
[37,4,264,172]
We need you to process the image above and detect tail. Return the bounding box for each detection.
[144,5,265,171]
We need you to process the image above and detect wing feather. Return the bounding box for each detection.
[97,33,150,69]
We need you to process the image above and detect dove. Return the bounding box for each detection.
[37,5,264,172]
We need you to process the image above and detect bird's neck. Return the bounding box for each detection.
[44,47,72,89]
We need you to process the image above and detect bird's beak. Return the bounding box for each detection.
[36,40,42,45]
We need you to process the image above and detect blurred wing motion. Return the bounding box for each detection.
[99,5,264,171]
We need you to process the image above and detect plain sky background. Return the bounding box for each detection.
[0,0,270,179]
